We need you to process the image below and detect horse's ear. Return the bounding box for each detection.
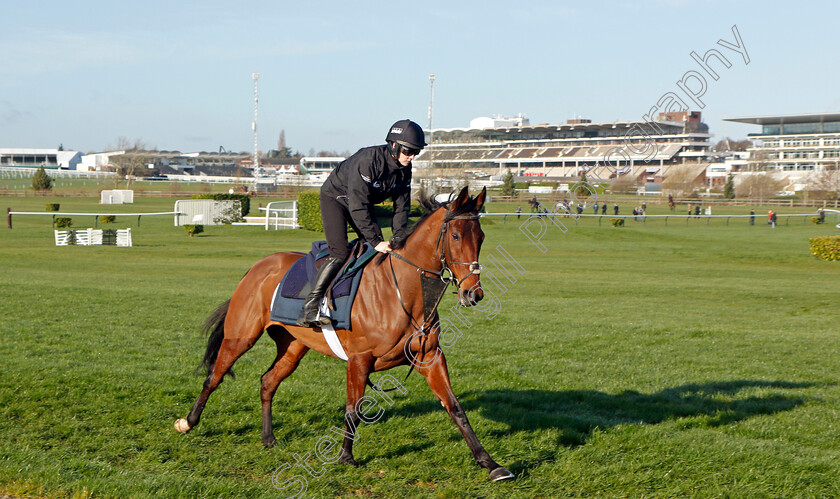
[451,186,469,208]
[475,187,487,212]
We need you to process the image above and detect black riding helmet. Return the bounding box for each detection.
[386,119,427,158]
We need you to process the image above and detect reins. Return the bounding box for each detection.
[382,209,483,384]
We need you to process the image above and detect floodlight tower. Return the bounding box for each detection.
[428,73,435,171]
[252,73,260,175]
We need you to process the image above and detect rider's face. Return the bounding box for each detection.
[398,150,415,166]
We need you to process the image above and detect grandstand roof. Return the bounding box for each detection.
[725,112,840,125]
[430,119,686,134]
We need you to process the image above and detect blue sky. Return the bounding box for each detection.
[2,1,838,154]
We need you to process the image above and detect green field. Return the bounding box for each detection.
[1,194,839,498]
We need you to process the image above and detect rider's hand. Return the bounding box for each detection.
[374,241,392,253]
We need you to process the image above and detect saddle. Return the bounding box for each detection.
[269,240,377,330]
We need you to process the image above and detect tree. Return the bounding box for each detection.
[723,173,735,199]
[608,173,640,195]
[735,173,786,199]
[661,165,703,196]
[109,137,153,187]
[32,166,53,191]
[499,170,515,197]
[807,168,840,200]
[277,130,286,151]
[713,137,752,152]
[271,130,295,158]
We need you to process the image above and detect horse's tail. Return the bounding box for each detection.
[197,299,235,379]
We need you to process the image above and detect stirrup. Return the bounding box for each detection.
[297,307,320,327]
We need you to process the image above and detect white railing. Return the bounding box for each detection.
[263,200,300,230]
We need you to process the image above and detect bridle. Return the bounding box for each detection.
[387,208,483,333]
[389,210,482,284]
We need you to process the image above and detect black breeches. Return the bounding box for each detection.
[319,193,359,262]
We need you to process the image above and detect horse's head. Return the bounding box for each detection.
[441,186,486,307]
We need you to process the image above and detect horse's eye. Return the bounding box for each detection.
[452,232,460,241]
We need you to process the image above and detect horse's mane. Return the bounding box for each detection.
[387,189,481,253]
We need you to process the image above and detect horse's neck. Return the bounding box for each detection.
[401,212,444,271]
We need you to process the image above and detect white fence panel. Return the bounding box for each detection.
[116,228,132,247]
[173,199,240,226]
[100,189,134,204]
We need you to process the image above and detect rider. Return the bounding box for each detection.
[298,119,426,327]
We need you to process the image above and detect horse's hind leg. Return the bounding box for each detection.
[260,326,309,447]
[176,335,260,433]
[176,296,266,434]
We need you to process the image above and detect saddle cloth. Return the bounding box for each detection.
[269,240,377,331]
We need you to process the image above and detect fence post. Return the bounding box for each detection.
[6,208,11,229]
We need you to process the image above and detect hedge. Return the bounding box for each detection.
[296,191,424,232]
[184,224,204,237]
[99,215,116,224]
[809,235,840,261]
[191,193,250,219]
[297,191,323,232]
[45,203,60,212]
[610,218,624,227]
[54,217,72,229]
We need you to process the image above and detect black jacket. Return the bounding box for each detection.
[321,144,412,246]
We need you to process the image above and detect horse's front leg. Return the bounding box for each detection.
[338,352,376,466]
[417,349,514,482]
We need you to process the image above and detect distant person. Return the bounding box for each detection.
[694,205,701,218]
[769,210,777,228]
[593,202,599,214]
[818,208,826,224]
[687,203,692,217]
[516,206,521,219]
[749,209,755,225]
[601,203,607,215]
[642,202,647,212]
[614,203,619,215]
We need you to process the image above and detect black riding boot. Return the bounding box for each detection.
[297,257,345,327]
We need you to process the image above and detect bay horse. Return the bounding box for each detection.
[175,186,514,482]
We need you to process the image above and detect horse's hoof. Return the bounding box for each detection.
[263,436,277,448]
[174,418,192,433]
[489,466,515,482]
[339,456,359,467]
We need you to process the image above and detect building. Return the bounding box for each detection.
[469,114,530,129]
[725,112,840,191]
[417,112,711,186]
[706,151,748,188]
[0,148,82,170]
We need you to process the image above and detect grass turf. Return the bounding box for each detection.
[1,195,839,498]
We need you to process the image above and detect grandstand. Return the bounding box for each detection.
[415,112,711,184]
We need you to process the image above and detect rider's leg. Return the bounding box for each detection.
[298,194,350,327]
